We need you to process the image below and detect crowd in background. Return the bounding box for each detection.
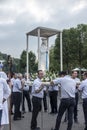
[0,63,87,130]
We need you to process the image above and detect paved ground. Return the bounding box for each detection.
[4,98,85,130]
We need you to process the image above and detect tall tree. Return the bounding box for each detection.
[50,24,87,72]
[20,50,38,73]
[49,34,60,71]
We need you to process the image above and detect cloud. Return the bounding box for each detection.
[71,0,87,13]
[0,0,87,58]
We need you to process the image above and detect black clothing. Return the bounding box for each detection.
[31,96,42,129]
[13,92,22,120]
[49,91,58,113]
[55,98,75,130]
[43,91,47,111]
[22,90,31,112]
[74,92,79,121]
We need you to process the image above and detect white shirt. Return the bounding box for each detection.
[11,78,15,86]
[73,77,80,93]
[0,78,11,110]
[79,79,87,99]
[11,77,15,92]
[43,86,47,91]
[52,85,59,91]
[48,85,59,91]
[22,78,29,91]
[32,77,44,98]
[53,75,76,98]
[13,78,22,93]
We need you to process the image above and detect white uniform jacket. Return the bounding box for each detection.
[0,77,11,125]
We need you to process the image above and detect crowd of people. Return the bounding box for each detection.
[0,64,87,130]
[30,70,87,130]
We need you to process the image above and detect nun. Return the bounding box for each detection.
[0,63,11,130]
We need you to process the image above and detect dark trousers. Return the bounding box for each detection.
[49,91,58,113]
[43,91,47,111]
[22,90,31,112]
[55,98,75,130]
[13,92,22,119]
[74,92,79,120]
[0,110,2,126]
[83,98,87,130]
[10,92,14,113]
[31,96,42,129]
[64,92,78,122]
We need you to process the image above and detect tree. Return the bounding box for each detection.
[49,34,60,72]
[20,50,38,73]
[20,50,26,73]
[29,51,38,73]
[50,24,87,72]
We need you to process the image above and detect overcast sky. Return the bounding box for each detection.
[0,0,87,58]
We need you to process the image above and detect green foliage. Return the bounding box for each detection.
[20,50,38,73]
[20,50,26,72]
[0,50,38,73]
[0,52,20,73]
[49,24,87,72]
[49,36,60,71]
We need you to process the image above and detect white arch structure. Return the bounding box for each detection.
[26,26,63,78]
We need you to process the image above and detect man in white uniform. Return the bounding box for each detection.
[22,73,31,113]
[51,71,76,130]
[13,73,23,120]
[72,71,80,123]
[31,70,44,130]
[63,71,80,123]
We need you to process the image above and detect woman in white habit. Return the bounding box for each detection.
[0,65,11,130]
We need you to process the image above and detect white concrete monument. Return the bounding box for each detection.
[39,38,48,71]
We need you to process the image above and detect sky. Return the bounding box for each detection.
[0,0,87,58]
